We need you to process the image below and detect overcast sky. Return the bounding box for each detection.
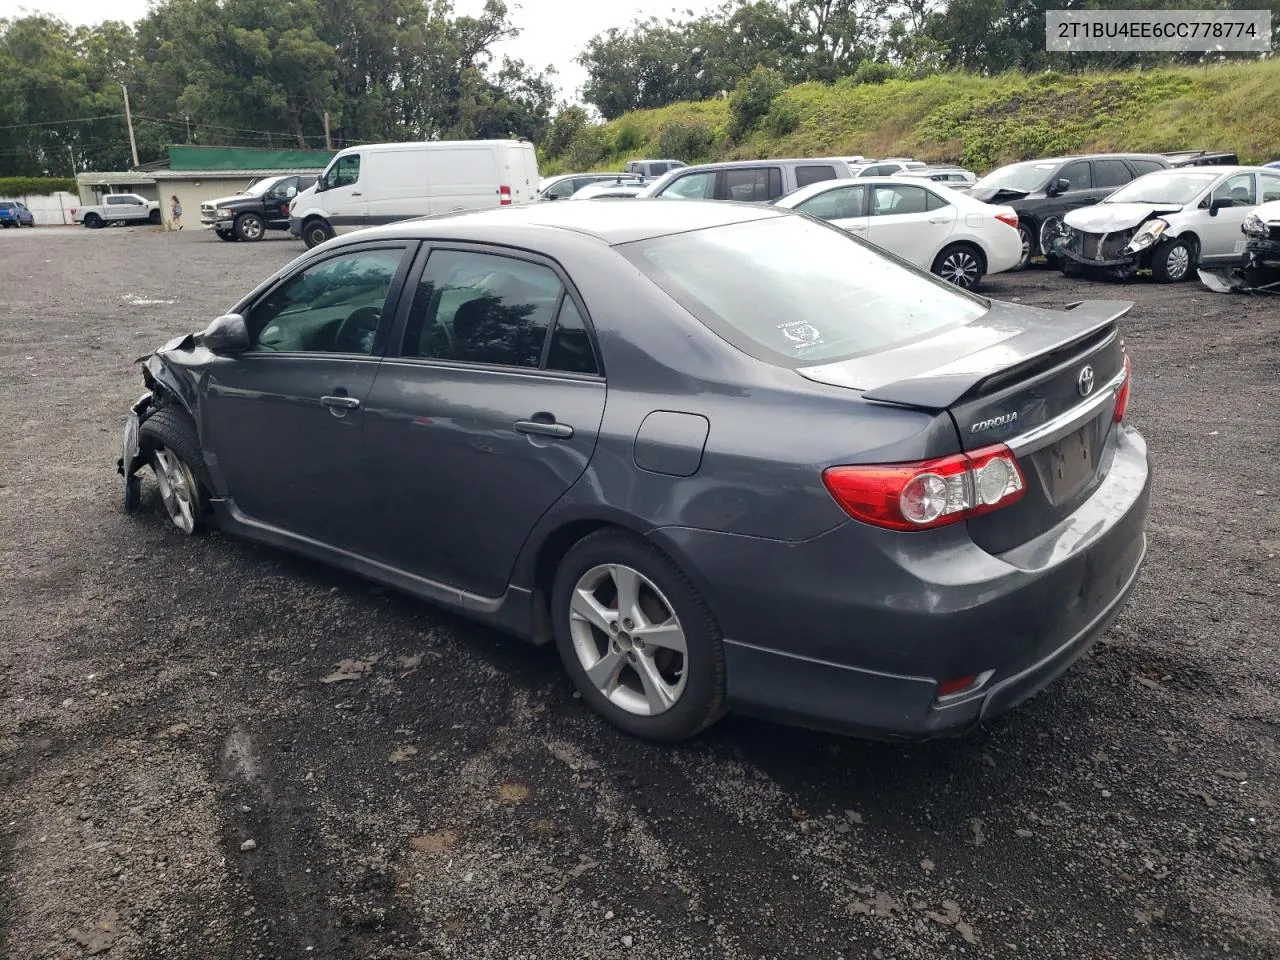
[0,0,724,101]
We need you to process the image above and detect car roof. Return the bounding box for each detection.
[1136,165,1271,176]
[667,158,850,172]
[347,198,784,246]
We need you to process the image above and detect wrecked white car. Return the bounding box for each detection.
[1199,199,1280,294]
[1053,166,1280,282]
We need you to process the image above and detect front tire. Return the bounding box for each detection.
[235,213,265,241]
[137,407,212,535]
[551,529,726,742]
[302,218,333,249]
[932,243,986,289]
[215,229,236,241]
[1151,237,1195,283]
[148,210,162,225]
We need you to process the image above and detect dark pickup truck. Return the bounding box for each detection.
[200,174,317,241]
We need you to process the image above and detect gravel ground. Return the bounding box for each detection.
[1,225,1277,960]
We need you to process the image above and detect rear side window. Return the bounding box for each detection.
[649,163,670,175]
[870,185,932,216]
[1094,159,1132,188]
[403,250,563,368]
[1129,159,1165,176]
[545,297,599,375]
[724,168,783,202]
[795,165,838,187]
[622,216,986,367]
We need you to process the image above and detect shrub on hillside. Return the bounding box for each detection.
[728,65,785,141]
[543,105,590,160]
[852,61,899,85]
[564,125,612,170]
[614,120,645,153]
[764,99,801,138]
[657,119,716,163]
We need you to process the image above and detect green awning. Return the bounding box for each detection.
[167,145,335,171]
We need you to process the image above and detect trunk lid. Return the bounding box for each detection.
[797,299,1132,553]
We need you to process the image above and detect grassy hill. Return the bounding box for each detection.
[543,60,1280,176]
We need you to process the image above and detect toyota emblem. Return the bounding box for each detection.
[1077,365,1095,397]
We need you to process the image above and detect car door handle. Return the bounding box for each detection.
[514,419,573,439]
[321,395,361,410]
[928,216,950,223]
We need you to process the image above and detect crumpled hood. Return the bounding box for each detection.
[1065,202,1183,233]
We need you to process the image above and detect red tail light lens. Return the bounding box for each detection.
[823,443,1026,532]
[499,185,512,205]
[1113,353,1132,423]
[995,210,1018,229]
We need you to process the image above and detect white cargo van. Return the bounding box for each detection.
[288,139,539,248]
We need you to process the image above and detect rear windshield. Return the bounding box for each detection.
[0,202,13,210]
[620,215,987,367]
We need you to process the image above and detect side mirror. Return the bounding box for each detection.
[1209,196,1234,216]
[197,313,250,355]
[1048,178,1071,196]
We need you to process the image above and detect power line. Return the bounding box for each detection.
[0,114,125,131]
[135,113,332,143]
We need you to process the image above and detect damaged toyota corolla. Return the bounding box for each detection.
[116,200,1151,743]
[1054,166,1280,282]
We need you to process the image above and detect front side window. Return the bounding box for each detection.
[545,178,579,200]
[659,171,716,200]
[1260,173,1280,203]
[870,185,932,216]
[795,185,865,221]
[1212,173,1255,206]
[622,215,986,367]
[1057,161,1092,191]
[247,248,402,354]
[795,165,837,188]
[403,250,563,368]
[323,154,361,190]
[724,168,782,202]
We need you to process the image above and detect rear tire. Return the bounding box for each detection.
[550,529,726,742]
[302,218,333,249]
[84,213,103,229]
[137,407,213,535]
[235,213,265,241]
[1015,225,1034,270]
[932,243,986,289]
[1151,237,1195,283]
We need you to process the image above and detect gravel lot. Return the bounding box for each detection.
[1,224,1277,960]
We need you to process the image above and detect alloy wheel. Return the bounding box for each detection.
[568,563,688,716]
[151,447,197,534]
[1165,244,1191,280]
[938,249,981,288]
[240,217,263,240]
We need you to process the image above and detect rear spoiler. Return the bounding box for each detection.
[858,300,1133,409]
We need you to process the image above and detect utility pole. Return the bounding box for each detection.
[120,82,140,168]
[323,111,332,150]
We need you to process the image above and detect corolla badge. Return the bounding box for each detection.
[1077,365,1095,397]
[970,412,1018,434]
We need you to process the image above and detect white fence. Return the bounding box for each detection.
[9,192,80,226]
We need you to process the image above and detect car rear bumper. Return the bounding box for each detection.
[650,426,1151,740]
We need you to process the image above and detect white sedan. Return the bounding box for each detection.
[1056,166,1280,281]
[773,176,1022,288]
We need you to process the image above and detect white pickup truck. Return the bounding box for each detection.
[72,193,162,229]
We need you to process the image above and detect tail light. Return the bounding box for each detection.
[823,443,1025,532]
[1113,352,1132,423]
[995,210,1019,229]
[499,185,512,205]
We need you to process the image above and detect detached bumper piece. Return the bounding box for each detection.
[1198,241,1280,294]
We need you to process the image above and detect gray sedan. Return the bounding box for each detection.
[117,200,1150,742]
